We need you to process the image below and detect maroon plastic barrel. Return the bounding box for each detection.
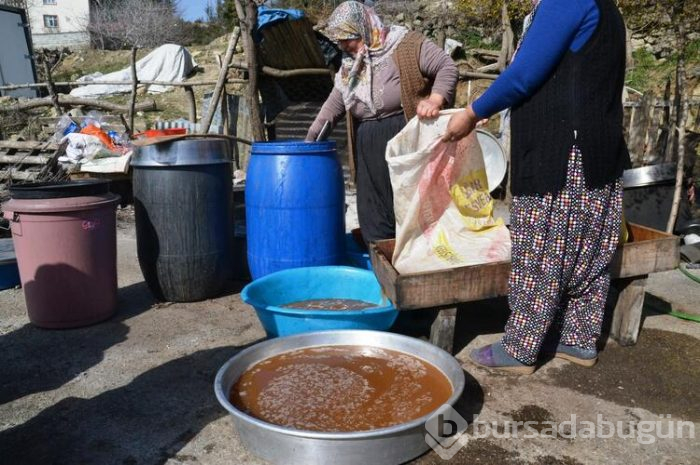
[2,181,120,328]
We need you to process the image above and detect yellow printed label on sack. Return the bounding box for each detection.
[449,169,502,231]
[432,230,463,265]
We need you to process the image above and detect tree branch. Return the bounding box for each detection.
[0,96,157,113]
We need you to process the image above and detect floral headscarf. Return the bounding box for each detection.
[326,1,407,114]
[512,0,542,60]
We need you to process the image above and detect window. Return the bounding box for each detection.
[43,15,58,28]
[43,0,57,4]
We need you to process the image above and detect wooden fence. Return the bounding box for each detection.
[624,96,700,167]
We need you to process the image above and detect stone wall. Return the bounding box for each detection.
[631,29,700,59]
[374,1,467,43]
[32,31,90,49]
[376,1,694,60]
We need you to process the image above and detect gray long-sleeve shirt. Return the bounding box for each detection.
[306,39,458,140]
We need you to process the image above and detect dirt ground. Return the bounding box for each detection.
[0,207,698,465]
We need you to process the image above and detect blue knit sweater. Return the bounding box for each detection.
[472,0,600,119]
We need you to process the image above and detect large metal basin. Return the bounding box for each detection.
[214,330,466,465]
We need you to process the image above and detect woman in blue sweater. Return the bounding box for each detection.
[444,0,631,374]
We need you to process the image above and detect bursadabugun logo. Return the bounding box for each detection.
[424,406,696,460]
[424,404,470,460]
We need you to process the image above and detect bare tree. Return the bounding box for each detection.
[87,0,185,49]
[619,0,700,232]
[0,0,27,8]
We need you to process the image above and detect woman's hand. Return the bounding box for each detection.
[442,105,479,142]
[416,93,445,119]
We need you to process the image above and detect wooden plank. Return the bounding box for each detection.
[375,238,395,262]
[0,141,57,151]
[368,241,400,305]
[370,223,678,309]
[610,223,680,278]
[371,238,510,309]
[627,222,676,241]
[399,261,510,309]
[610,276,647,346]
[0,170,40,181]
[70,171,131,181]
[610,237,679,278]
[0,154,51,165]
[430,307,457,354]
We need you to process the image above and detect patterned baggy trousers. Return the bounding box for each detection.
[502,147,623,365]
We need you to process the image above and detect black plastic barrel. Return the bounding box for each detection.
[9,179,111,199]
[131,138,233,302]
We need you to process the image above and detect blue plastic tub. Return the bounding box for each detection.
[245,141,345,279]
[0,238,21,290]
[344,233,372,270]
[242,266,397,337]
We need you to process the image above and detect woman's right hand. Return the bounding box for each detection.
[442,105,479,143]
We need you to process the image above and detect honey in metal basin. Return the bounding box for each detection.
[230,345,453,432]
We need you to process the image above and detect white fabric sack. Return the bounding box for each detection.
[386,109,511,274]
[59,133,107,163]
[70,44,196,98]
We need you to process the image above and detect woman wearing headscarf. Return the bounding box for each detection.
[443,0,631,374]
[306,1,458,245]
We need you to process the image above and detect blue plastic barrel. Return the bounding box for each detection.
[246,141,345,279]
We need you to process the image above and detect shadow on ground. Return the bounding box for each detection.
[390,297,512,355]
[412,437,586,465]
[547,328,700,422]
[0,281,155,405]
[0,341,261,465]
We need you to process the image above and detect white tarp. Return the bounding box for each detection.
[70,44,196,98]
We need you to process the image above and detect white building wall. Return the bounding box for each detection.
[26,0,91,48]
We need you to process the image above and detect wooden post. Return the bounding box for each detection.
[216,54,230,136]
[42,59,62,114]
[496,2,514,72]
[610,277,648,346]
[430,307,457,354]
[625,25,635,71]
[667,97,689,233]
[346,113,356,185]
[667,13,689,234]
[128,47,138,135]
[436,4,446,50]
[235,0,266,142]
[659,78,672,162]
[201,28,240,134]
[119,114,132,138]
[184,86,197,123]
[639,92,655,164]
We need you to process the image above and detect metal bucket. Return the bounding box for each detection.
[476,129,507,192]
[214,330,466,465]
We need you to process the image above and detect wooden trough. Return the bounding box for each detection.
[369,223,680,353]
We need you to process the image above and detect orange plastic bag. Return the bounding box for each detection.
[80,124,116,151]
